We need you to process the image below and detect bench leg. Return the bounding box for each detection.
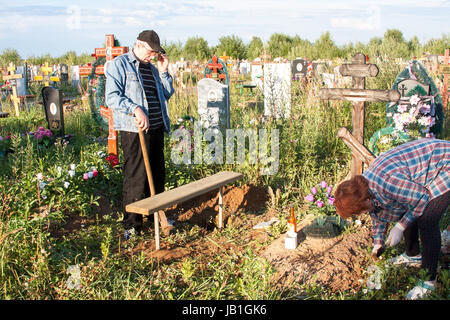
[154,211,160,250]
[218,186,223,229]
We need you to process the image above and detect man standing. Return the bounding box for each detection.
[105,30,174,238]
[334,138,449,299]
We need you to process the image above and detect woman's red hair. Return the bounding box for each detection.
[334,175,372,218]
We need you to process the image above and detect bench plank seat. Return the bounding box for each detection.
[125,171,243,216]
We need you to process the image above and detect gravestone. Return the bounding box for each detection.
[250,64,264,91]
[197,78,230,130]
[15,66,27,96]
[42,86,64,136]
[239,61,251,75]
[70,65,80,90]
[292,59,309,79]
[60,64,69,83]
[264,62,291,118]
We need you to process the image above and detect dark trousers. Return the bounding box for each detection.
[404,190,450,281]
[121,128,165,231]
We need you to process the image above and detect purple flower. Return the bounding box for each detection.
[320,181,327,188]
[326,186,333,193]
[305,194,315,202]
[311,187,317,195]
[83,173,89,180]
[316,200,324,208]
[328,197,335,205]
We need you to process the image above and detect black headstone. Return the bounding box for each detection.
[292,59,309,78]
[60,64,69,83]
[42,86,64,136]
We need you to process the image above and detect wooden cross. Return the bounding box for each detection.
[34,62,60,86]
[2,63,23,116]
[79,34,128,76]
[439,49,450,109]
[3,63,23,82]
[259,50,272,63]
[79,34,128,157]
[319,53,400,177]
[100,106,117,156]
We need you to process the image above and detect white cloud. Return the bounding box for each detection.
[330,6,381,30]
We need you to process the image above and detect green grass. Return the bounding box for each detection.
[0,60,449,300]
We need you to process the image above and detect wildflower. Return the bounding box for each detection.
[316,200,324,208]
[57,167,62,174]
[326,186,333,194]
[320,181,327,188]
[305,194,315,202]
[39,181,47,190]
[63,181,70,189]
[311,187,317,195]
[87,172,94,179]
[70,164,76,170]
[83,173,89,180]
[327,197,335,205]
[68,170,75,177]
[363,289,368,294]
[36,173,44,180]
[397,104,408,113]
[92,170,98,177]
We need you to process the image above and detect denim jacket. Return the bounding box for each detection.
[105,50,174,133]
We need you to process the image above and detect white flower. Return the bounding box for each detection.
[63,181,70,189]
[363,289,368,294]
[57,167,62,174]
[87,171,94,179]
[68,170,75,177]
[91,166,97,172]
[70,164,76,170]
[97,151,106,157]
[409,95,420,105]
[36,173,44,180]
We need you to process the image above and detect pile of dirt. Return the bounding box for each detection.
[164,184,269,228]
[261,214,373,293]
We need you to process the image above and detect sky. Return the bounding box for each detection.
[0,0,449,58]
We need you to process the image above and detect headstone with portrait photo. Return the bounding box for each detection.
[42,86,65,137]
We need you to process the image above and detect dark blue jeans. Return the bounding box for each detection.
[121,128,165,232]
[404,190,450,281]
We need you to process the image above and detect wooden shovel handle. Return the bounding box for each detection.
[138,127,156,197]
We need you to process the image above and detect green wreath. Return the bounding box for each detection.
[87,57,108,131]
[368,127,411,156]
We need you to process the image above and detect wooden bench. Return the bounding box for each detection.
[125,171,243,250]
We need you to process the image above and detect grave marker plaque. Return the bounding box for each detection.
[197,78,230,129]
[42,86,64,136]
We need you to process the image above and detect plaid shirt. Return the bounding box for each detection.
[362,138,450,246]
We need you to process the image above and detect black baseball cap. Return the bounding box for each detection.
[137,30,166,54]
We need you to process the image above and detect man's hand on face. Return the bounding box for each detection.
[157,53,169,73]
[134,107,149,132]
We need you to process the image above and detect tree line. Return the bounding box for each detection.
[1,29,448,66]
